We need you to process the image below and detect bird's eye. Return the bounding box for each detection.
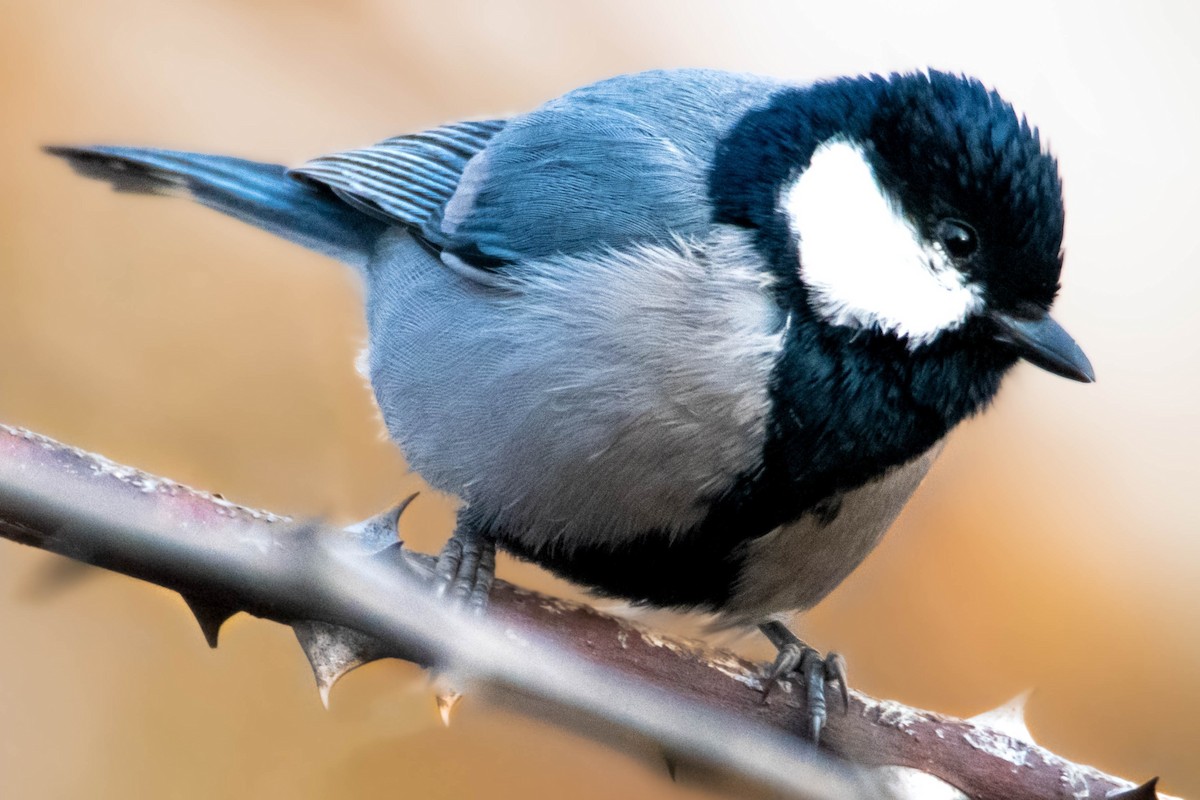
[937,219,978,260]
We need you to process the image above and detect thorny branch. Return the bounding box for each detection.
[0,424,1176,800]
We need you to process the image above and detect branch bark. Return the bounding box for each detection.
[0,424,1174,800]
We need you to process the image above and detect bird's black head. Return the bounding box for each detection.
[712,70,1093,388]
[866,72,1063,316]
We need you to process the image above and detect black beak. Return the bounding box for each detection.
[990,311,1095,383]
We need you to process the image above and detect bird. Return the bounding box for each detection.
[47,67,1093,744]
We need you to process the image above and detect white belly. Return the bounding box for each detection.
[722,440,945,625]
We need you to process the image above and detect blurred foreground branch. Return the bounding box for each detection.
[0,424,1174,800]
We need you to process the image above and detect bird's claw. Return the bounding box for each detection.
[761,635,848,746]
[432,528,495,614]
[825,651,849,714]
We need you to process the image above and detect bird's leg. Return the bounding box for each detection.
[433,519,496,613]
[758,620,848,745]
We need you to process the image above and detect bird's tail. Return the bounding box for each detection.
[44,146,387,270]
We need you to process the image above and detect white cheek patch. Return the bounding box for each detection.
[783,139,983,346]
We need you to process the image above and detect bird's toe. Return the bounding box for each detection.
[433,527,496,614]
[758,622,849,745]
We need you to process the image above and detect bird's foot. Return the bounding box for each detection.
[433,525,496,614]
[758,620,848,745]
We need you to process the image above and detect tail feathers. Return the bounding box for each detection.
[45,145,388,269]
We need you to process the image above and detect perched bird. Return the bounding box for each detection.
[48,68,1092,743]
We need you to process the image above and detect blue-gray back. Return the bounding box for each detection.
[295,69,783,270]
[429,69,782,266]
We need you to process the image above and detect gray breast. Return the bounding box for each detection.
[364,225,785,552]
[721,440,946,625]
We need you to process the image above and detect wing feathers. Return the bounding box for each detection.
[290,119,506,230]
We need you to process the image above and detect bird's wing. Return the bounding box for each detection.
[422,105,714,270]
[295,70,782,274]
[426,69,784,270]
[289,119,507,232]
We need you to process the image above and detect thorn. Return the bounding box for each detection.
[292,620,390,709]
[664,754,677,782]
[182,594,239,649]
[431,672,465,727]
[1107,777,1159,800]
[967,689,1035,745]
[435,689,462,727]
[344,493,419,553]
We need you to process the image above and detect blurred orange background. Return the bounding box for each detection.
[2,1,1198,798]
